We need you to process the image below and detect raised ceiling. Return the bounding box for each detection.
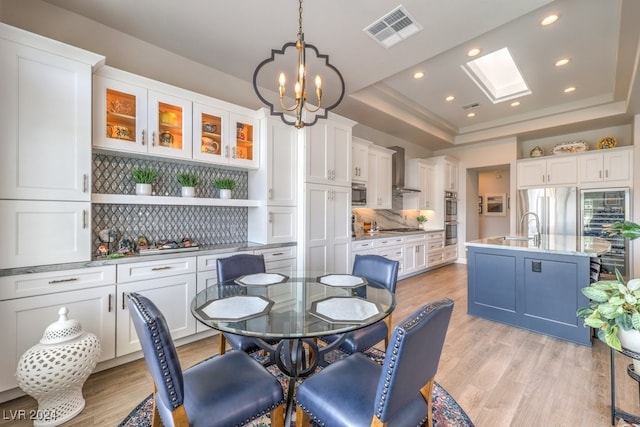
[41,0,640,150]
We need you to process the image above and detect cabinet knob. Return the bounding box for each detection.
[152,131,156,147]
[83,174,88,193]
[141,129,146,145]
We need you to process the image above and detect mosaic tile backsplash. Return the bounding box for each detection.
[92,152,248,255]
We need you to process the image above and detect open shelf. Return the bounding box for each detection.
[92,193,260,207]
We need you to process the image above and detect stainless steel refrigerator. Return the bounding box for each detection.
[581,188,630,279]
[517,187,578,237]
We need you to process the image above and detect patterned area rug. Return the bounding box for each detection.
[119,347,474,427]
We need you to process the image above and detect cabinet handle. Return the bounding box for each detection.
[268,212,273,223]
[141,129,146,146]
[268,188,273,200]
[547,174,550,182]
[83,174,88,193]
[225,145,230,158]
[108,294,112,312]
[48,277,79,284]
[82,210,88,229]
[599,170,602,178]
[122,292,126,310]
[232,147,236,159]
[152,266,172,271]
[605,170,609,178]
[272,252,284,256]
[152,131,156,147]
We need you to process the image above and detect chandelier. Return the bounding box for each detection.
[252,0,345,129]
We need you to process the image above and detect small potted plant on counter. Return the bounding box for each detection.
[131,168,158,196]
[177,173,198,197]
[417,214,427,229]
[577,221,640,366]
[213,177,236,199]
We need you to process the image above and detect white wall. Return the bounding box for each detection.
[479,168,511,238]
[435,137,519,262]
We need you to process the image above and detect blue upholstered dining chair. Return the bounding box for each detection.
[296,298,454,427]
[126,292,285,427]
[320,254,400,353]
[216,253,280,355]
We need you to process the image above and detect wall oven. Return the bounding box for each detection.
[444,191,457,246]
[352,183,367,206]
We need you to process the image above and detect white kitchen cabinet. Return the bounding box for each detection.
[351,137,371,182]
[93,74,193,160]
[0,265,116,393]
[248,115,298,244]
[257,246,297,276]
[367,145,393,209]
[444,157,459,192]
[578,147,632,185]
[403,234,427,277]
[191,102,229,163]
[517,156,577,187]
[443,245,458,263]
[305,119,354,187]
[305,183,351,273]
[0,29,101,202]
[0,200,91,269]
[426,231,445,267]
[116,273,196,356]
[405,159,437,209]
[376,236,405,277]
[228,112,259,169]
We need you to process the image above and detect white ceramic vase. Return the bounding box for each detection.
[135,183,152,196]
[181,186,195,197]
[219,189,231,199]
[618,327,640,372]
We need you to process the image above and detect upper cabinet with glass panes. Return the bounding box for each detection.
[93,66,259,169]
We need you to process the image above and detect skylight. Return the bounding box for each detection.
[461,47,531,104]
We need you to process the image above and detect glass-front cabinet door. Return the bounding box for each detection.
[229,113,258,169]
[93,76,148,153]
[147,91,192,160]
[192,102,228,163]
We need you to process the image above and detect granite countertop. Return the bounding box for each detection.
[0,241,297,277]
[352,227,444,241]
[465,234,611,257]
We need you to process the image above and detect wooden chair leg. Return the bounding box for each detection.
[218,332,227,355]
[383,315,393,349]
[270,403,285,427]
[151,387,162,427]
[296,406,311,427]
[370,415,387,426]
[419,379,435,427]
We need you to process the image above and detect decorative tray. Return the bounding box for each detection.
[552,140,590,155]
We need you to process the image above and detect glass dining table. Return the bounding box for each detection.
[190,270,396,425]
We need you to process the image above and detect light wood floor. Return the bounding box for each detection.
[1,263,638,426]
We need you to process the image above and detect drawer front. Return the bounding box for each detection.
[377,236,405,246]
[196,251,250,272]
[427,251,444,266]
[404,234,427,243]
[352,240,376,251]
[255,246,296,262]
[117,257,196,283]
[378,245,404,261]
[426,231,445,241]
[0,266,116,300]
[428,240,445,252]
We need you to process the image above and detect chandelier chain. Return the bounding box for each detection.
[297,0,303,40]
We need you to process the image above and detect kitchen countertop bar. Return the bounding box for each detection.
[352,228,443,241]
[0,241,296,277]
[465,234,611,257]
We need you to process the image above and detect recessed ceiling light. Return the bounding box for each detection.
[467,112,476,117]
[445,95,455,102]
[467,48,481,57]
[413,71,424,79]
[541,14,559,26]
[555,58,570,67]
[564,86,576,93]
[511,101,520,107]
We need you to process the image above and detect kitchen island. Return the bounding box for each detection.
[465,235,611,346]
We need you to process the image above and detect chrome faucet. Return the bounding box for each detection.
[520,212,541,245]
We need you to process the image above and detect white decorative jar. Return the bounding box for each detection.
[135,183,152,196]
[15,307,101,426]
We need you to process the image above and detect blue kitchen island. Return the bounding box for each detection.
[465,235,611,346]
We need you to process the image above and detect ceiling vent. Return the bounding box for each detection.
[364,5,422,48]
[463,102,480,110]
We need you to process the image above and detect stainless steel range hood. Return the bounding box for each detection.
[389,146,420,194]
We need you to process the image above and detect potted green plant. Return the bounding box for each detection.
[131,168,158,196]
[577,221,640,364]
[417,214,427,229]
[213,177,236,199]
[177,173,198,197]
